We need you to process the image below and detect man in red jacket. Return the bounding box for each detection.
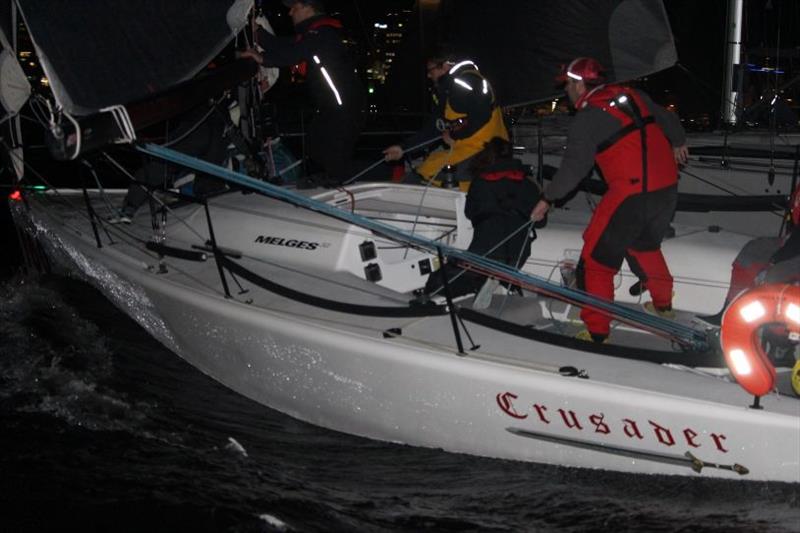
[531,57,689,343]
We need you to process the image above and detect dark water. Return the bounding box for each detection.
[1,272,798,532]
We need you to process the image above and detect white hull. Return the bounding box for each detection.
[12,183,800,483]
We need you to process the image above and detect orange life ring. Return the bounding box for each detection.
[720,283,800,397]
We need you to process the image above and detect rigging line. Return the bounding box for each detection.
[678,166,754,196]
[774,1,783,96]
[402,169,438,260]
[80,159,119,215]
[29,95,56,128]
[61,111,82,160]
[18,114,50,127]
[377,226,456,250]
[351,0,375,53]
[495,225,535,317]
[679,166,787,215]
[503,96,564,111]
[341,157,388,186]
[767,0,783,161]
[0,140,139,245]
[674,63,742,121]
[342,136,441,186]
[0,113,16,128]
[161,96,226,148]
[401,144,454,260]
[137,143,708,348]
[737,74,800,127]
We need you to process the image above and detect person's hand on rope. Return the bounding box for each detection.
[531,198,550,222]
[383,145,404,162]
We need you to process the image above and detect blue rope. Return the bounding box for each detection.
[138,143,710,351]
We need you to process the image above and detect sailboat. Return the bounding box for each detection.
[3,1,799,482]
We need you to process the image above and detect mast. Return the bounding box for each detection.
[722,0,744,125]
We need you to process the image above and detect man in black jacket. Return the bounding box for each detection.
[240,0,364,186]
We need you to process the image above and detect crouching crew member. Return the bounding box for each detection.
[701,182,800,326]
[424,137,540,298]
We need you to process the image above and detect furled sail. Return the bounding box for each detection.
[16,0,252,116]
[443,0,678,106]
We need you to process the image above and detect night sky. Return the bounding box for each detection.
[262,0,798,124]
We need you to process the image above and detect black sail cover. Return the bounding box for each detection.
[443,0,678,106]
[16,0,251,116]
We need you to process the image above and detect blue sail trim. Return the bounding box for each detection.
[137,143,709,351]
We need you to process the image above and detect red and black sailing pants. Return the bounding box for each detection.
[577,184,677,336]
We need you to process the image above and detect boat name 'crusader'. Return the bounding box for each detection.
[496,392,730,453]
[254,235,330,250]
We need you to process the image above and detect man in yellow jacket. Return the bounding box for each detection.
[384,51,508,190]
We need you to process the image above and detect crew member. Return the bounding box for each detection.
[422,137,539,298]
[700,183,800,326]
[240,0,364,186]
[530,57,689,343]
[384,49,508,190]
[111,102,228,223]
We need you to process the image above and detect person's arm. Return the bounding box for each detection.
[532,111,605,221]
[638,90,688,164]
[545,112,602,201]
[384,114,443,161]
[253,25,344,68]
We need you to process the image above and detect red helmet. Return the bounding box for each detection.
[555,57,606,84]
[790,183,800,226]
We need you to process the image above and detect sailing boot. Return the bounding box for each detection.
[575,329,608,344]
[643,301,676,319]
